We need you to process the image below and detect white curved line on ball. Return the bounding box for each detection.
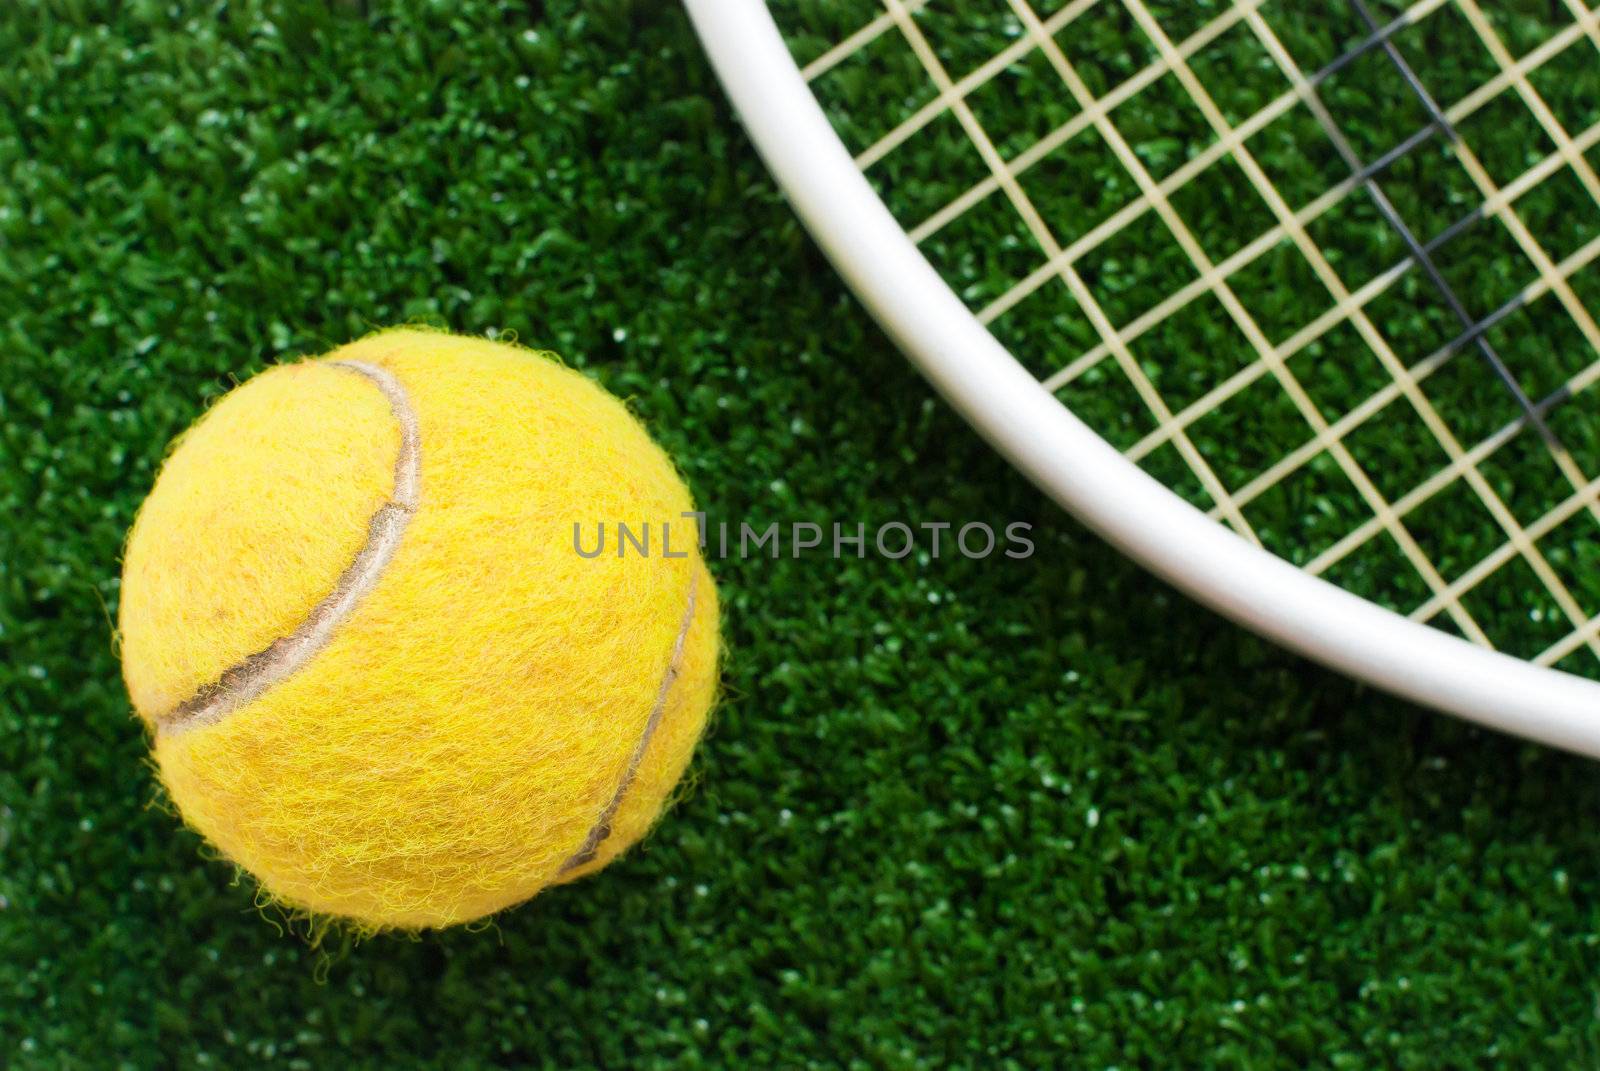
[560,572,700,874]
[156,359,420,735]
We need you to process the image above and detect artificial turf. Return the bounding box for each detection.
[4,1,1600,1067]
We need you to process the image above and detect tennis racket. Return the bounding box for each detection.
[686,0,1600,755]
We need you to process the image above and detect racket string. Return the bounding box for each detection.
[1247,0,1600,661]
[781,0,1600,669]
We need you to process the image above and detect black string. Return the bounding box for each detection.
[1313,0,1562,443]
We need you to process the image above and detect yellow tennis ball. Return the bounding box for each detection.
[118,328,719,929]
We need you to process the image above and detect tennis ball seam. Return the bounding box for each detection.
[558,570,700,874]
[154,358,421,734]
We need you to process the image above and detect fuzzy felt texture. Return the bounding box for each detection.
[118,329,720,929]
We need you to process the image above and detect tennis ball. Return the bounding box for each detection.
[119,328,719,929]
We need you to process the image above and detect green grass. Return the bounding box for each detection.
[4,1,1600,1067]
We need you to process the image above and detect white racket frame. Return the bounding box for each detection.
[684,0,1600,756]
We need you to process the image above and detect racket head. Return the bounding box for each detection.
[685,0,1600,755]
